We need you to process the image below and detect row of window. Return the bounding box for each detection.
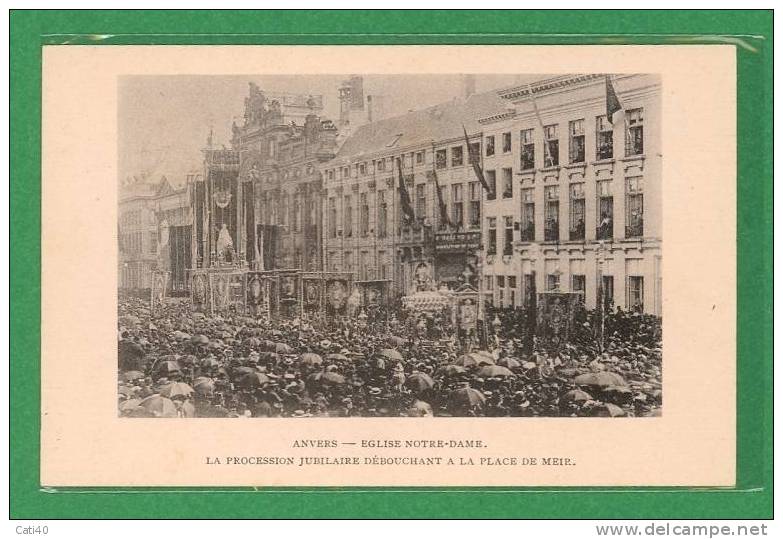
[486,177,644,250]
[324,251,391,281]
[323,108,645,183]
[485,273,644,312]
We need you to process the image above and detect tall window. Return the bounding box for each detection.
[596,115,614,160]
[597,180,614,240]
[625,176,644,237]
[569,183,586,241]
[293,195,301,232]
[485,135,495,157]
[508,276,517,308]
[546,273,560,291]
[415,151,425,165]
[377,159,386,172]
[544,124,559,167]
[451,184,464,228]
[569,119,585,163]
[435,149,447,169]
[625,108,644,156]
[451,146,464,167]
[486,170,497,201]
[280,193,289,227]
[628,275,644,312]
[359,163,367,175]
[344,251,353,274]
[360,193,369,236]
[502,168,513,199]
[544,185,559,241]
[502,132,512,153]
[520,128,535,170]
[415,184,426,222]
[469,181,481,228]
[496,275,506,307]
[344,195,353,237]
[521,188,535,241]
[503,216,514,255]
[148,232,157,254]
[328,197,337,238]
[377,191,387,238]
[487,217,497,254]
[572,274,586,303]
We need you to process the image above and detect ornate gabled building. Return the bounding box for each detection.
[192,82,338,273]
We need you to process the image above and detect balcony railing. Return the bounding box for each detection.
[519,225,535,242]
[569,223,585,241]
[544,223,559,242]
[596,222,613,240]
[625,220,644,238]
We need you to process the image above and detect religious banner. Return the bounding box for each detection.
[323,274,352,317]
[150,271,169,313]
[301,272,324,312]
[189,270,210,312]
[277,270,301,318]
[536,291,581,353]
[245,271,273,318]
[208,271,246,315]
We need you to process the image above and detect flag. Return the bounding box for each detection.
[605,74,623,124]
[463,125,492,194]
[396,157,415,224]
[429,170,451,228]
[526,85,553,166]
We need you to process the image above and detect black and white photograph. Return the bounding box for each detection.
[116,73,662,419]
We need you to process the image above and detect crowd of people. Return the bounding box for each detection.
[117,295,662,419]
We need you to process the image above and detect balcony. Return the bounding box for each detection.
[544,222,559,242]
[569,222,585,241]
[625,220,644,238]
[596,222,613,240]
[519,225,535,242]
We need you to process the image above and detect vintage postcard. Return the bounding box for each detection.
[40,45,735,487]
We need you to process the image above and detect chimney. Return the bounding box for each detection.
[463,74,476,99]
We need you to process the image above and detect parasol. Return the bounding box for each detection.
[405,372,435,392]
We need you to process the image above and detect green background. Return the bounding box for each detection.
[10,10,773,519]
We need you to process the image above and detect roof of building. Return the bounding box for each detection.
[334,90,514,161]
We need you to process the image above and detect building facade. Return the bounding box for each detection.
[118,175,190,294]
[477,74,661,315]
[321,74,662,315]
[191,82,338,272]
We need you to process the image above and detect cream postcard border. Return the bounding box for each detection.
[41,45,736,487]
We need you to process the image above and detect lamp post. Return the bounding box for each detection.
[596,240,606,353]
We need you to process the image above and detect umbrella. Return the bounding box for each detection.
[274,342,293,354]
[172,331,191,341]
[405,372,434,392]
[156,360,181,376]
[453,353,494,368]
[239,372,271,388]
[387,336,407,347]
[408,400,433,417]
[118,398,142,414]
[438,364,467,377]
[192,377,215,396]
[191,334,209,346]
[231,366,257,379]
[139,395,178,418]
[308,371,346,385]
[497,357,522,369]
[376,349,403,362]
[118,385,138,397]
[449,386,486,407]
[244,337,262,348]
[299,352,323,366]
[325,353,348,362]
[159,382,194,399]
[121,370,145,383]
[560,389,593,404]
[477,365,515,378]
[574,372,628,387]
[271,330,283,338]
[259,351,280,362]
[120,314,141,326]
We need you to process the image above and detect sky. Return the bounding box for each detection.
[118,74,542,186]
